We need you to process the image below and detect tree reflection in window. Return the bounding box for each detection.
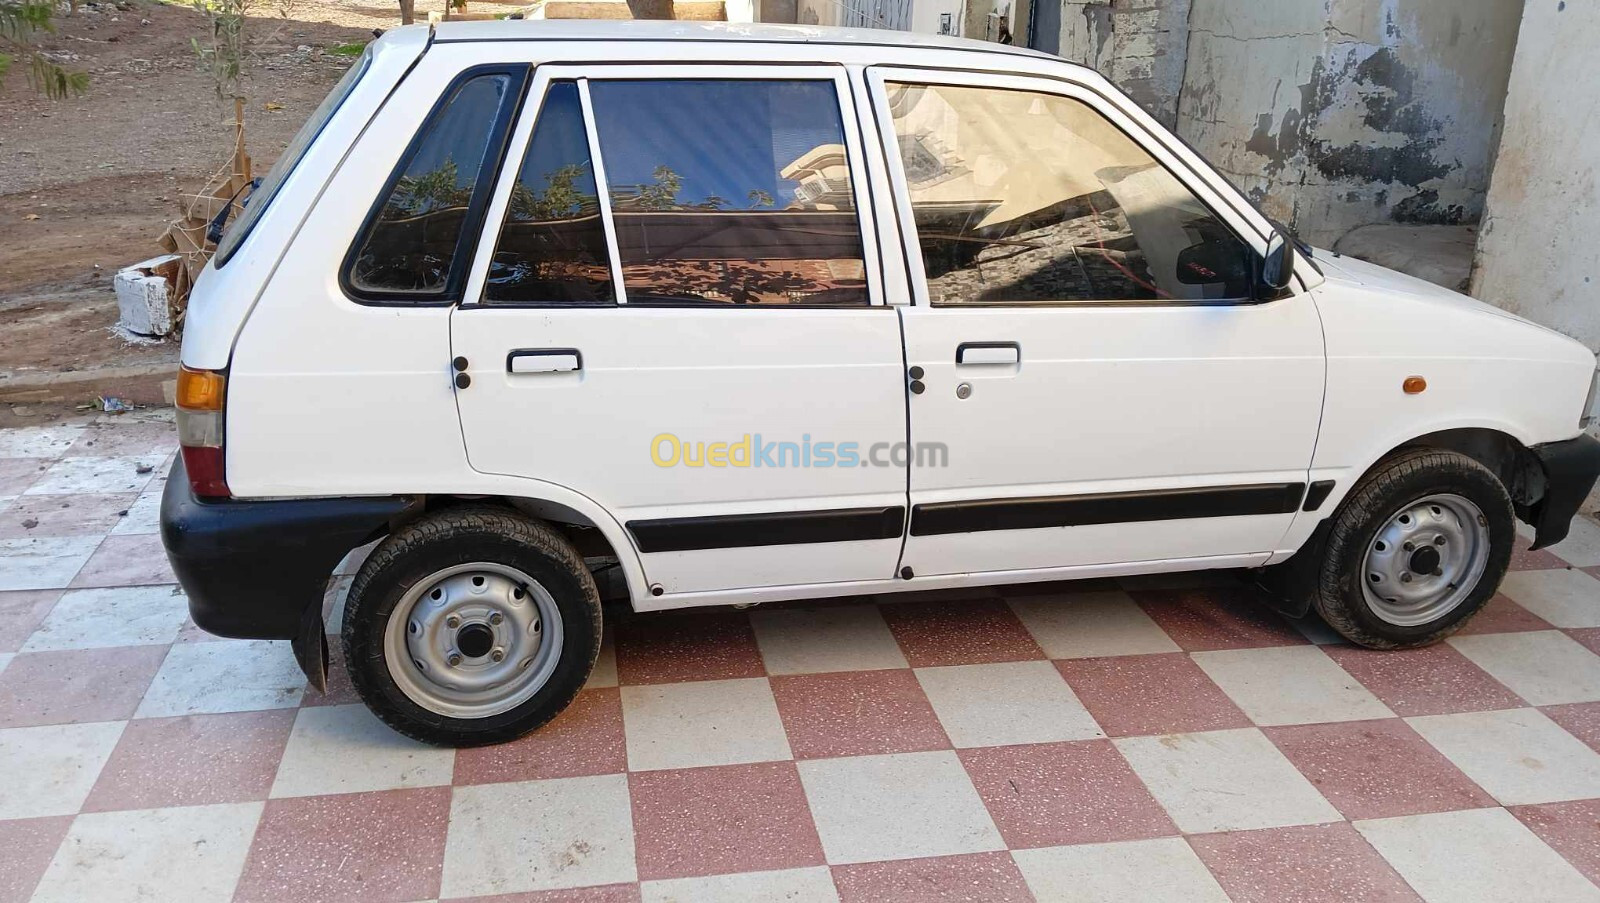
[588,79,869,307]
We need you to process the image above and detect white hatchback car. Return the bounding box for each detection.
[162,21,1600,746]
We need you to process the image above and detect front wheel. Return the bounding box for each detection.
[342,506,602,746]
[1314,449,1514,648]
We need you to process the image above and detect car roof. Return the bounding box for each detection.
[427,19,1069,66]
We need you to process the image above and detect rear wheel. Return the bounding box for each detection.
[1314,449,1514,648]
[342,506,601,746]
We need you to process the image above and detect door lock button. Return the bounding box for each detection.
[908,366,924,380]
[453,356,469,372]
[956,382,972,399]
[909,379,926,395]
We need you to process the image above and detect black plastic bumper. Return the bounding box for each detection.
[161,457,414,685]
[1529,434,1600,550]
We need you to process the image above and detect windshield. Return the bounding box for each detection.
[214,47,372,266]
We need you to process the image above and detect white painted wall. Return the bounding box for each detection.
[1472,0,1600,350]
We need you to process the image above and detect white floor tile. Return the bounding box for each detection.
[0,721,125,818]
[1498,568,1600,628]
[0,535,101,591]
[750,606,908,674]
[1290,614,1345,645]
[270,704,454,798]
[1191,645,1394,726]
[1541,516,1600,568]
[1007,590,1182,659]
[1115,728,1341,833]
[621,678,791,771]
[1013,837,1231,903]
[798,750,1003,864]
[1355,807,1600,903]
[25,456,162,495]
[32,802,263,903]
[441,774,636,897]
[915,661,1103,747]
[136,639,305,717]
[22,585,189,651]
[0,426,84,459]
[642,867,839,903]
[109,484,165,535]
[0,652,11,677]
[1407,707,1600,805]
[587,628,618,689]
[1449,630,1600,705]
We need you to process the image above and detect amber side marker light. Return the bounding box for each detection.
[176,366,230,498]
[1403,376,1427,395]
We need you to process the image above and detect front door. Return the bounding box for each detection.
[451,66,908,600]
[870,69,1326,578]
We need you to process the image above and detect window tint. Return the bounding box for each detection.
[587,79,868,307]
[886,82,1256,305]
[485,81,613,305]
[348,71,517,297]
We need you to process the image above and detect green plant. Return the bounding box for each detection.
[0,0,89,98]
[330,40,367,56]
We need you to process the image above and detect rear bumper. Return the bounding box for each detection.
[1529,434,1600,550]
[160,457,414,683]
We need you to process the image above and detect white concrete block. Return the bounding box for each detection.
[114,255,179,337]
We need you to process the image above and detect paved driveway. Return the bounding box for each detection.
[3,413,1600,902]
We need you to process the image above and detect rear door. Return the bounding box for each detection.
[868,68,1326,578]
[451,64,909,601]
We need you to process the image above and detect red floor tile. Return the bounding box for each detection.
[440,887,641,903]
[1455,594,1554,635]
[878,599,1045,667]
[234,787,452,903]
[454,688,626,785]
[832,851,1034,903]
[770,669,949,759]
[1322,643,1523,716]
[629,761,824,881]
[0,459,47,496]
[0,815,71,903]
[68,534,176,588]
[959,740,1176,847]
[1509,534,1568,571]
[0,494,139,540]
[1511,798,1600,887]
[1054,653,1249,738]
[1264,719,1494,820]
[82,709,296,811]
[1567,627,1600,657]
[1542,702,1600,752]
[613,611,765,685]
[0,589,60,652]
[0,645,167,728]
[1189,822,1422,903]
[302,642,362,707]
[1131,586,1308,651]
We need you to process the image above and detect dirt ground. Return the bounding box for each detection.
[0,0,408,402]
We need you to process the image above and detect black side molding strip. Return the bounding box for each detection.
[909,483,1306,536]
[1302,480,1336,512]
[628,506,906,553]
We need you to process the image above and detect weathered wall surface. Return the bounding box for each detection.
[1173,0,1522,247]
[1471,0,1600,349]
[1055,0,1192,126]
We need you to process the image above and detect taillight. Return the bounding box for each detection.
[176,365,230,498]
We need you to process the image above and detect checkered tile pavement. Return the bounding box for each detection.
[5,413,1600,902]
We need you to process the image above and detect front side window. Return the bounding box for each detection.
[484,81,613,305]
[886,81,1256,306]
[347,69,522,298]
[587,79,868,307]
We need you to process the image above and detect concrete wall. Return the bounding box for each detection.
[1054,0,1192,126]
[1173,0,1522,247]
[1471,0,1599,350]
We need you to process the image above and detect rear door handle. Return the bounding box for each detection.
[956,342,1020,365]
[507,349,582,374]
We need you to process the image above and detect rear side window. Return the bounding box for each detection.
[346,67,526,300]
[483,81,614,305]
[587,79,869,307]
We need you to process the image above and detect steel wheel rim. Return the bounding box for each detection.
[1360,493,1490,627]
[383,562,563,719]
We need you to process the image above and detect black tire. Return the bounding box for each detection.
[341,505,602,746]
[1313,448,1514,648]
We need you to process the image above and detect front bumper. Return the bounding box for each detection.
[1529,434,1600,549]
[160,457,414,686]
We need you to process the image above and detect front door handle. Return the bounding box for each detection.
[507,348,582,374]
[956,342,1020,365]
